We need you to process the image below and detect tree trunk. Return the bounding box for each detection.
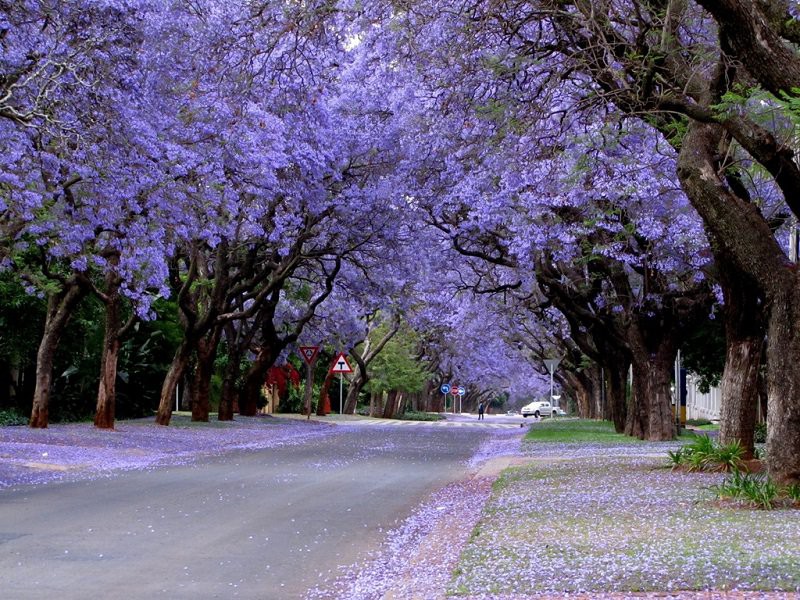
[239,346,275,417]
[677,121,800,481]
[343,374,364,414]
[604,360,629,433]
[317,370,334,416]
[30,278,88,428]
[94,287,123,430]
[588,365,603,419]
[156,340,194,426]
[765,286,800,484]
[218,324,243,421]
[719,339,761,459]
[369,391,381,416]
[627,349,677,441]
[218,356,240,422]
[382,390,399,419]
[191,330,221,422]
[574,373,591,418]
[717,250,764,459]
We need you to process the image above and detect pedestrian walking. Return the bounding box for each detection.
[477,401,485,420]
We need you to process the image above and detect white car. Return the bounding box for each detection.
[521,401,565,418]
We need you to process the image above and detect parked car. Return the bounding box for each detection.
[521,401,565,418]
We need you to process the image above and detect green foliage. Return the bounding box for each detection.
[670,436,744,472]
[666,447,686,470]
[281,382,305,413]
[49,294,105,422]
[397,410,443,422]
[754,421,767,444]
[524,419,641,444]
[786,483,800,504]
[0,274,46,368]
[712,469,800,510]
[680,318,725,393]
[366,327,428,395]
[711,471,779,510]
[0,408,27,426]
[713,440,746,472]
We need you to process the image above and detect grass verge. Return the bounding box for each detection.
[524,418,642,444]
[450,438,800,596]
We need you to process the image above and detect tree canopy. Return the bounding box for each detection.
[3,0,800,482]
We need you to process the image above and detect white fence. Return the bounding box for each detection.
[685,373,721,422]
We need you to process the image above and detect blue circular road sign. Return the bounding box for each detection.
[440,383,451,394]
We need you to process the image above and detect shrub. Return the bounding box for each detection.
[712,470,748,499]
[713,440,745,472]
[667,447,686,470]
[711,472,790,510]
[668,435,744,472]
[397,411,443,421]
[754,422,767,443]
[685,418,712,427]
[740,475,779,509]
[712,471,776,509]
[0,409,27,426]
[786,483,800,504]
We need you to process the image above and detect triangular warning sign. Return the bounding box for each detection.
[330,352,353,374]
[298,346,320,365]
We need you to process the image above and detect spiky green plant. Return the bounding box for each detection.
[666,448,686,470]
[712,471,778,509]
[711,440,745,472]
[785,483,800,504]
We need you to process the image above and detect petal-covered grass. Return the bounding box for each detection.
[450,432,800,597]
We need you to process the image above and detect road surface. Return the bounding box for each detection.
[1,423,490,599]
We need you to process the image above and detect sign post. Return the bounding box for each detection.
[451,386,461,413]
[544,358,561,409]
[299,346,320,419]
[440,383,451,413]
[458,386,466,414]
[330,352,353,414]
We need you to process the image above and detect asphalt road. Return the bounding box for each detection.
[0,424,489,600]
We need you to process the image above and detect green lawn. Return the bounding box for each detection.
[524,418,643,444]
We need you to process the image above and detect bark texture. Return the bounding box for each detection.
[94,289,122,430]
[717,246,764,458]
[30,277,89,428]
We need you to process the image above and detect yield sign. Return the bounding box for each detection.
[299,346,320,365]
[330,352,353,374]
[544,358,561,374]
